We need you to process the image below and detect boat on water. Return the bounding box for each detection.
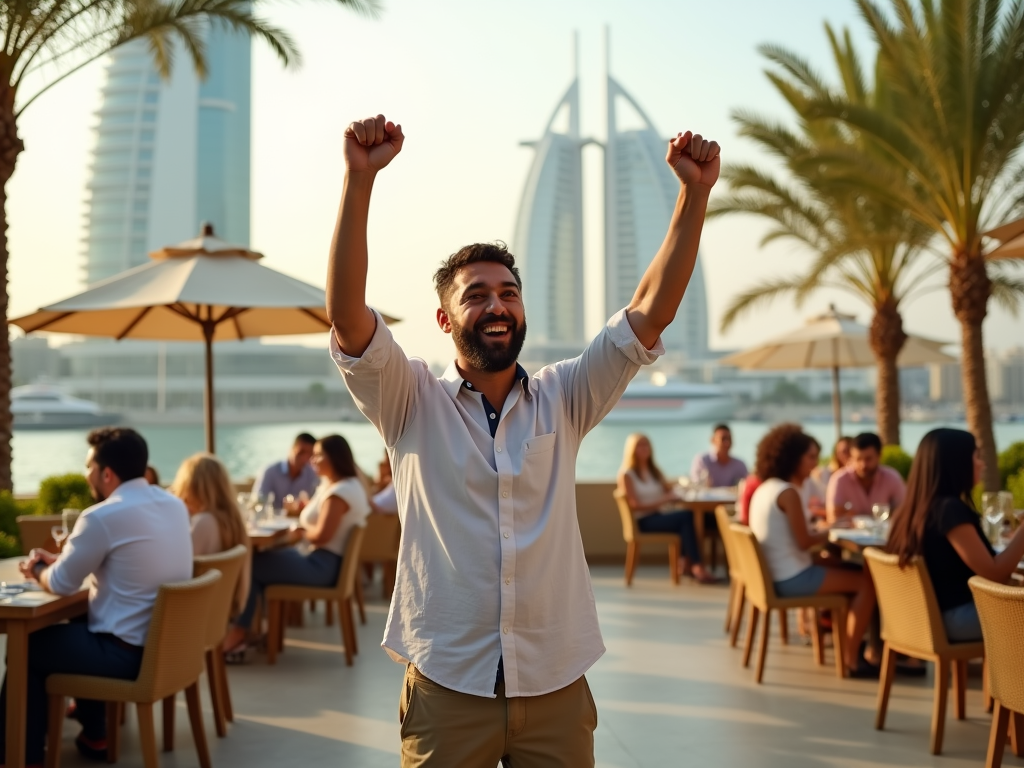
[12,385,122,430]
[605,376,736,424]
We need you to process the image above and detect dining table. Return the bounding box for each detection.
[246,518,294,551]
[676,486,738,562]
[0,557,89,768]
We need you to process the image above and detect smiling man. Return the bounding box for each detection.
[327,114,720,766]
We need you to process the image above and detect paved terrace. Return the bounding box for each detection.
[16,566,1014,768]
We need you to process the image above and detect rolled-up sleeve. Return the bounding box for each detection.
[48,513,108,596]
[330,310,424,447]
[549,308,664,438]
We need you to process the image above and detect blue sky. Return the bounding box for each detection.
[8,0,1024,364]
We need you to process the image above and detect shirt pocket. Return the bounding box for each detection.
[515,432,557,513]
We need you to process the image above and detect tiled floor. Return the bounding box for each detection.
[35,566,1020,767]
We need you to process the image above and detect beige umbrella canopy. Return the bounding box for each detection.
[985,217,1024,260]
[719,305,955,439]
[10,225,398,452]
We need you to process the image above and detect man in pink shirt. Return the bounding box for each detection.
[826,432,906,522]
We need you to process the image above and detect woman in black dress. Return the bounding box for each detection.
[886,428,1024,641]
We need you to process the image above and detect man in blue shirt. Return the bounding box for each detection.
[253,433,319,505]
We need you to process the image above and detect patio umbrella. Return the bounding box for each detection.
[10,224,399,453]
[984,217,1024,260]
[718,305,955,440]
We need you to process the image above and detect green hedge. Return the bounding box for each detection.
[881,445,913,480]
[1009,469,1024,510]
[999,442,1024,489]
[36,474,93,515]
[0,491,38,557]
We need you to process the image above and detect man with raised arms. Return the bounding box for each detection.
[327,113,720,766]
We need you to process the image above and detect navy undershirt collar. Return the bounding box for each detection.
[462,364,530,439]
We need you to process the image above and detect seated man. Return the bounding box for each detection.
[370,452,398,514]
[0,428,193,764]
[826,431,906,522]
[254,432,319,510]
[690,423,748,487]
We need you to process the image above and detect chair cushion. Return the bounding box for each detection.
[46,673,196,705]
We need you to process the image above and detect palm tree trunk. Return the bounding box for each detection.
[0,87,24,493]
[950,251,999,491]
[869,298,906,447]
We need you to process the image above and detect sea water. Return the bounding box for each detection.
[12,418,1024,494]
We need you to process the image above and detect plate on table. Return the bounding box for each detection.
[829,528,886,546]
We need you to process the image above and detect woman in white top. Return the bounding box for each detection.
[170,453,252,620]
[617,434,717,584]
[223,434,370,653]
[747,424,877,677]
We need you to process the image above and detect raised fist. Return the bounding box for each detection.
[666,131,720,189]
[344,115,405,173]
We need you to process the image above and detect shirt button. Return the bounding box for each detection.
[502,627,509,634]
[466,382,473,389]
[489,413,496,420]
[503,531,510,539]
[496,447,502,453]
[502,491,508,498]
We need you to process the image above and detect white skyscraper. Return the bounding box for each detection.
[604,48,709,363]
[83,28,251,285]
[514,35,710,367]
[513,45,587,364]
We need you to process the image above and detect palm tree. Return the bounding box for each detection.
[0,0,376,490]
[805,0,1024,489]
[711,25,941,446]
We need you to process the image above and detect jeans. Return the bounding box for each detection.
[942,600,983,642]
[235,547,342,629]
[0,620,143,764]
[637,509,704,564]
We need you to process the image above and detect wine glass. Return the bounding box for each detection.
[982,493,1005,544]
[51,524,68,552]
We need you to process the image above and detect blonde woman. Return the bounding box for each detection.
[617,434,717,584]
[170,453,251,615]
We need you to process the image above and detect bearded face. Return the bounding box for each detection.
[451,312,527,372]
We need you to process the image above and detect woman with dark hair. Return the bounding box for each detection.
[887,428,1024,641]
[223,434,369,654]
[747,424,878,676]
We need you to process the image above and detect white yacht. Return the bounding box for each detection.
[605,375,736,424]
[11,385,121,430]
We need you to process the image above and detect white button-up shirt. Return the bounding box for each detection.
[332,308,662,697]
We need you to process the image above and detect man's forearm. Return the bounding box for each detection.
[626,184,712,349]
[327,171,378,356]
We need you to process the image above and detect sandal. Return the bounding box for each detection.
[224,641,249,665]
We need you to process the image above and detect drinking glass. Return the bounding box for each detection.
[236,492,251,511]
[51,524,68,552]
[871,503,891,523]
[982,492,1005,543]
[62,508,80,535]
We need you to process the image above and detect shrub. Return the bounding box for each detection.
[0,532,20,558]
[0,491,39,555]
[1009,469,1024,512]
[36,474,93,515]
[998,442,1024,489]
[881,445,913,480]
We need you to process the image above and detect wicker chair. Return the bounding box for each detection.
[160,544,249,748]
[266,526,366,666]
[863,549,986,755]
[612,490,679,586]
[715,505,745,644]
[359,512,401,599]
[44,570,221,768]
[729,524,848,683]
[969,576,1024,768]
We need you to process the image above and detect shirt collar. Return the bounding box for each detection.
[439,362,531,401]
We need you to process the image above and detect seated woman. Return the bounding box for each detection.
[617,433,717,584]
[886,428,1024,642]
[816,435,852,489]
[170,453,252,616]
[222,434,370,653]
[747,423,878,677]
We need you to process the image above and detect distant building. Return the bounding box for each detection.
[11,337,62,386]
[83,28,251,284]
[514,47,587,365]
[930,362,964,403]
[604,52,709,365]
[990,347,1024,405]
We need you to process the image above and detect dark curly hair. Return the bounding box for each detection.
[755,423,815,482]
[433,242,522,308]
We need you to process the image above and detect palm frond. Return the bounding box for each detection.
[720,276,808,331]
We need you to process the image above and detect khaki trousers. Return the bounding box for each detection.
[398,665,597,768]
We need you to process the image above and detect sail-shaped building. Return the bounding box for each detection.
[513,53,587,365]
[83,26,251,285]
[604,63,709,363]
[514,36,710,367]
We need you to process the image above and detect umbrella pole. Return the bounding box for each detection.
[203,320,215,454]
[832,363,842,442]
